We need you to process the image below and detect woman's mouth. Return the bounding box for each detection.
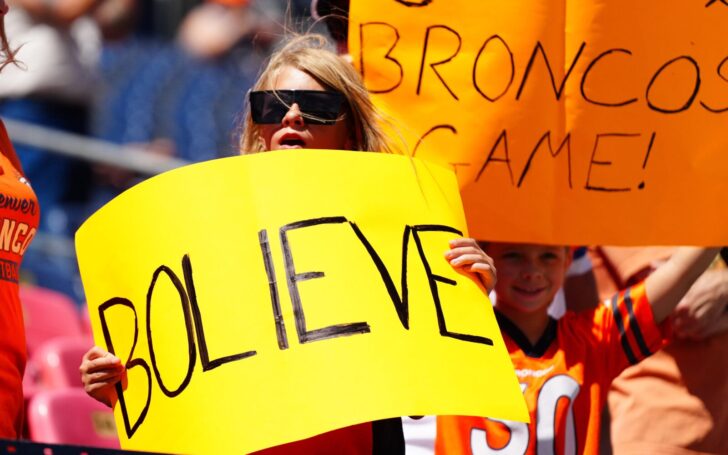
[279,136,306,149]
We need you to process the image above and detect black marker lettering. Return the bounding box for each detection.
[580,49,638,107]
[183,255,256,371]
[517,41,586,100]
[638,132,657,190]
[395,0,434,6]
[99,298,151,438]
[411,225,493,346]
[585,133,640,192]
[642,132,657,169]
[280,217,371,344]
[417,25,462,100]
[146,265,196,397]
[517,132,572,189]
[259,229,288,350]
[705,0,728,8]
[475,130,514,184]
[349,222,411,329]
[473,35,514,102]
[646,56,701,114]
[700,56,728,113]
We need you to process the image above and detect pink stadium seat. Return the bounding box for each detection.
[20,285,84,356]
[23,358,40,396]
[31,337,94,390]
[27,389,121,449]
[80,303,94,337]
[22,359,40,439]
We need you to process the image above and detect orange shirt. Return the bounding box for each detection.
[609,332,728,454]
[597,248,728,454]
[436,283,668,454]
[0,120,39,438]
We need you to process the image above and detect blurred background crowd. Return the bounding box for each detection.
[1,0,327,305]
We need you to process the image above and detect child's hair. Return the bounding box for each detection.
[238,33,395,154]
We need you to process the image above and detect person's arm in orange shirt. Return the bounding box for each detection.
[645,247,721,325]
[672,267,728,340]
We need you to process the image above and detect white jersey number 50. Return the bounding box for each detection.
[470,375,580,455]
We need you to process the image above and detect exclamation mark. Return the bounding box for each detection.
[638,132,656,190]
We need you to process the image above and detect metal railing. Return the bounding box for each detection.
[4,118,191,174]
[4,118,195,262]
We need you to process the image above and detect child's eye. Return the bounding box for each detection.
[541,252,559,261]
[502,252,521,260]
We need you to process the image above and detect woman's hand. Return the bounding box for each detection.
[79,346,125,407]
[445,238,497,293]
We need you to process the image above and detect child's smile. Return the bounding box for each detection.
[511,284,549,301]
[485,243,571,315]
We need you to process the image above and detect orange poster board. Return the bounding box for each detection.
[350,0,728,245]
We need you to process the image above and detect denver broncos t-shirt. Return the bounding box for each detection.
[436,283,669,454]
[0,120,39,438]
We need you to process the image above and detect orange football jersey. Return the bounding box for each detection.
[0,120,39,438]
[436,283,668,454]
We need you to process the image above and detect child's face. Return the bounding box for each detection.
[485,243,571,315]
[257,66,352,151]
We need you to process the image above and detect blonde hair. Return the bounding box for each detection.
[238,34,395,154]
[0,18,19,71]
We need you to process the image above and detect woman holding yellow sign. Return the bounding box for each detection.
[0,0,40,439]
[80,33,497,453]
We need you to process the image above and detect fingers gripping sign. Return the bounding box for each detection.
[446,238,497,294]
[80,346,125,407]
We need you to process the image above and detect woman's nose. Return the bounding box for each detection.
[281,103,304,127]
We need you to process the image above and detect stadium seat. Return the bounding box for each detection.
[80,303,94,337]
[31,336,94,390]
[23,357,40,397]
[20,285,84,356]
[27,388,120,448]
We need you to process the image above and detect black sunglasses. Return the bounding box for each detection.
[249,90,345,125]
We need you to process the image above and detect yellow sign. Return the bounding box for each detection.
[350,0,728,245]
[76,151,527,454]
